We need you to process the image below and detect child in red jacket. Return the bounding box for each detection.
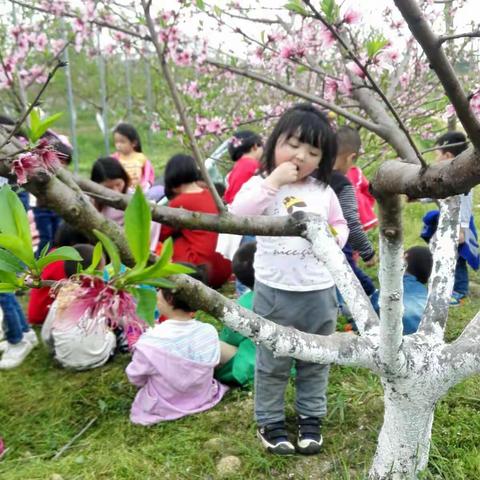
[223,130,263,205]
[28,223,90,325]
[159,154,231,288]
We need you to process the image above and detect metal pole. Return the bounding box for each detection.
[125,53,132,123]
[144,53,153,149]
[62,24,79,172]
[97,29,109,155]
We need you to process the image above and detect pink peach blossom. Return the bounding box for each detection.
[346,61,365,78]
[11,153,42,184]
[343,8,362,25]
[324,77,338,102]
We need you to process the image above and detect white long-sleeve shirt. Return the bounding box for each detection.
[230,176,349,291]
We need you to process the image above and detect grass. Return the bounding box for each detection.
[1,125,480,478]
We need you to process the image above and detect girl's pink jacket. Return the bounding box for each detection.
[126,342,228,425]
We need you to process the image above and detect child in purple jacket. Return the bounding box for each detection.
[126,274,228,425]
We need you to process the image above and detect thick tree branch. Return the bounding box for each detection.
[372,147,480,198]
[304,216,380,336]
[394,0,480,153]
[377,195,407,375]
[174,274,379,370]
[440,311,480,385]
[418,197,459,338]
[75,174,309,236]
[351,83,418,163]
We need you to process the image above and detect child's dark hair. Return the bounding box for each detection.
[232,241,256,290]
[262,103,337,184]
[228,130,263,162]
[436,131,468,157]
[160,263,208,312]
[114,123,142,152]
[64,244,99,277]
[405,246,433,285]
[164,154,202,199]
[53,222,90,248]
[91,157,130,193]
[336,126,361,158]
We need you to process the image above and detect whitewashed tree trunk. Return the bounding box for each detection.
[370,379,435,479]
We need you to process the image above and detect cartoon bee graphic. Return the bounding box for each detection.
[283,196,307,214]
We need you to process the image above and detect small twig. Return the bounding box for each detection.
[0,60,66,150]
[421,141,469,154]
[52,417,98,460]
[439,31,480,44]
[10,0,150,42]
[207,58,383,134]
[302,0,427,168]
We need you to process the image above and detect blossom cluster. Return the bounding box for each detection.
[11,139,62,184]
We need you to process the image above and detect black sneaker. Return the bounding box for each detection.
[296,416,323,454]
[257,421,295,455]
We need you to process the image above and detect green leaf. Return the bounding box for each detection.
[35,246,83,271]
[154,263,196,276]
[0,186,33,249]
[320,0,339,23]
[0,282,18,293]
[124,187,151,268]
[0,248,25,273]
[138,278,176,289]
[29,108,42,142]
[284,0,308,15]
[83,242,103,275]
[0,270,19,284]
[38,241,51,259]
[196,0,205,10]
[0,233,35,269]
[34,112,63,140]
[213,4,221,16]
[133,287,158,326]
[366,37,389,58]
[121,238,191,286]
[93,230,121,275]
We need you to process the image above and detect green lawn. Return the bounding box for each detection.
[0,126,479,478]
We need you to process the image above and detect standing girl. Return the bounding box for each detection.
[112,123,154,190]
[231,104,348,455]
[224,130,263,204]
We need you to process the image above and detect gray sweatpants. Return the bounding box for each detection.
[253,281,337,426]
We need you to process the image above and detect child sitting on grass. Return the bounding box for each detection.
[126,268,228,425]
[402,246,433,335]
[41,244,117,370]
[216,241,257,386]
[28,222,90,325]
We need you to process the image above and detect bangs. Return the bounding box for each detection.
[282,110,327,149]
